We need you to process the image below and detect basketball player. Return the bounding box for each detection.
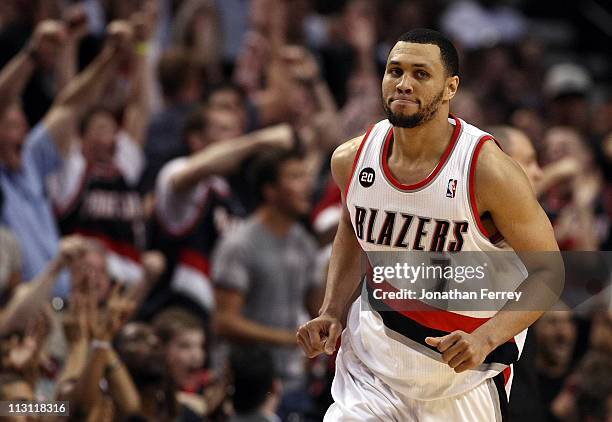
[297,29,561,421]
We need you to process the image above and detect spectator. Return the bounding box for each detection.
[146,110,293,320]
[229,346,281,422]
[141,48,202,193]
[534,310,578,421]
[213,147,322,418]
[154,307,228,419]
[0,19,133,297]
[551,351,612,422]
[487,125,543,193]
[153,307,206,392]
[114,322,186,421]
[543,63,592,134]
[540,126,604,250]
[47,11,156,284]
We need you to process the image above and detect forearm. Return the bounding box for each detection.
[0,49,36,116]
[355,46,376,78]
[318,221,363,321]
[57,340,89,384]
[474,263,563,351]
[72,346,110,412]
[54,39,79,93]
[124,48,153,146]
[105,349,141,416]
[0,258,64,335]
[216,313,296,346]
[311,79,337,114]
[45,45,121,154]
[54,45,120,112]
[171,133,266,192]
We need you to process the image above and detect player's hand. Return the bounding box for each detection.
[297,315,343,358]
[425,330,493,373]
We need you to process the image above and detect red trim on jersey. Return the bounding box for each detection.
[468,136,496,239]
[75,230,141,262]
[503,366,512,385]
[344,124,375,199]
[155,185,211,238]
[381,114,462,191]
[178,249,211,276]
[367,277,514,341]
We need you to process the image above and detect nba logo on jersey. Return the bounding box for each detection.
[446,179,457,198]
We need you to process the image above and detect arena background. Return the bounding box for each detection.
[0,0,610,421]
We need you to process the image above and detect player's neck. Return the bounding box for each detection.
[392,111,454,162]
[256,205,295,237]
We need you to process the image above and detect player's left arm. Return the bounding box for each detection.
[426,141,563,373]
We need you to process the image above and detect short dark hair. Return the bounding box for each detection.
[157,48,200,100]
[229,346,276,414]
[206,81,247,105]
[79,106,120,136]
[396,28,459,77]
[250,145,304,206]
[153,307,204,345]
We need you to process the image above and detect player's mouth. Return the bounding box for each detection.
[390,98,419,106]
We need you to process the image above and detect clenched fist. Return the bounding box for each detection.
[425,330,493,373]
[296,314,342,358]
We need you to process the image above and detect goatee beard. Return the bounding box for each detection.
[383,90,444,128]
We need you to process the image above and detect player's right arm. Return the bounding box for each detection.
[297,134,365,358]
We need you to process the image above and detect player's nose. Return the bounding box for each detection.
[396,75,414,93]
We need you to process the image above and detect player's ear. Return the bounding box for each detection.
[444,75,459,101]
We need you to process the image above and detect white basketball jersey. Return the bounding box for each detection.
[343,115,526,400]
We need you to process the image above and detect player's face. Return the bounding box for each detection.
[82,111,119,164]
[382,42,456,128]
[270,158,313,217]
[509,131,543,187]
[165,329,206,388]
[0,104,28,172]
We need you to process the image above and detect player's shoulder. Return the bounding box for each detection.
[331,133,368,192]
[476,138,524,184]
[475,138,534,210]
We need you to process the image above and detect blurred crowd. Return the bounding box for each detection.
[0,0,610,421]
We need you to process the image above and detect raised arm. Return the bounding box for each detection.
[54,5,89,93]
[123,5,157,147]
[170,123,294,192]
[0,236,88,336]
[43,20,134,156]
[297,135,366,358]
[426,141,563,373]
[0,20,66,118]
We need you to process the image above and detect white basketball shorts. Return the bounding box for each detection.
[324,336,508,422]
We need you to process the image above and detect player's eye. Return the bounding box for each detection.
[415,70,429,79]
[389,67,402,77]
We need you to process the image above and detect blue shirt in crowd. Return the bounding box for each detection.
[0,123,68,297]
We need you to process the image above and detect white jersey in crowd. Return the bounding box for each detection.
[341,115,527,403]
